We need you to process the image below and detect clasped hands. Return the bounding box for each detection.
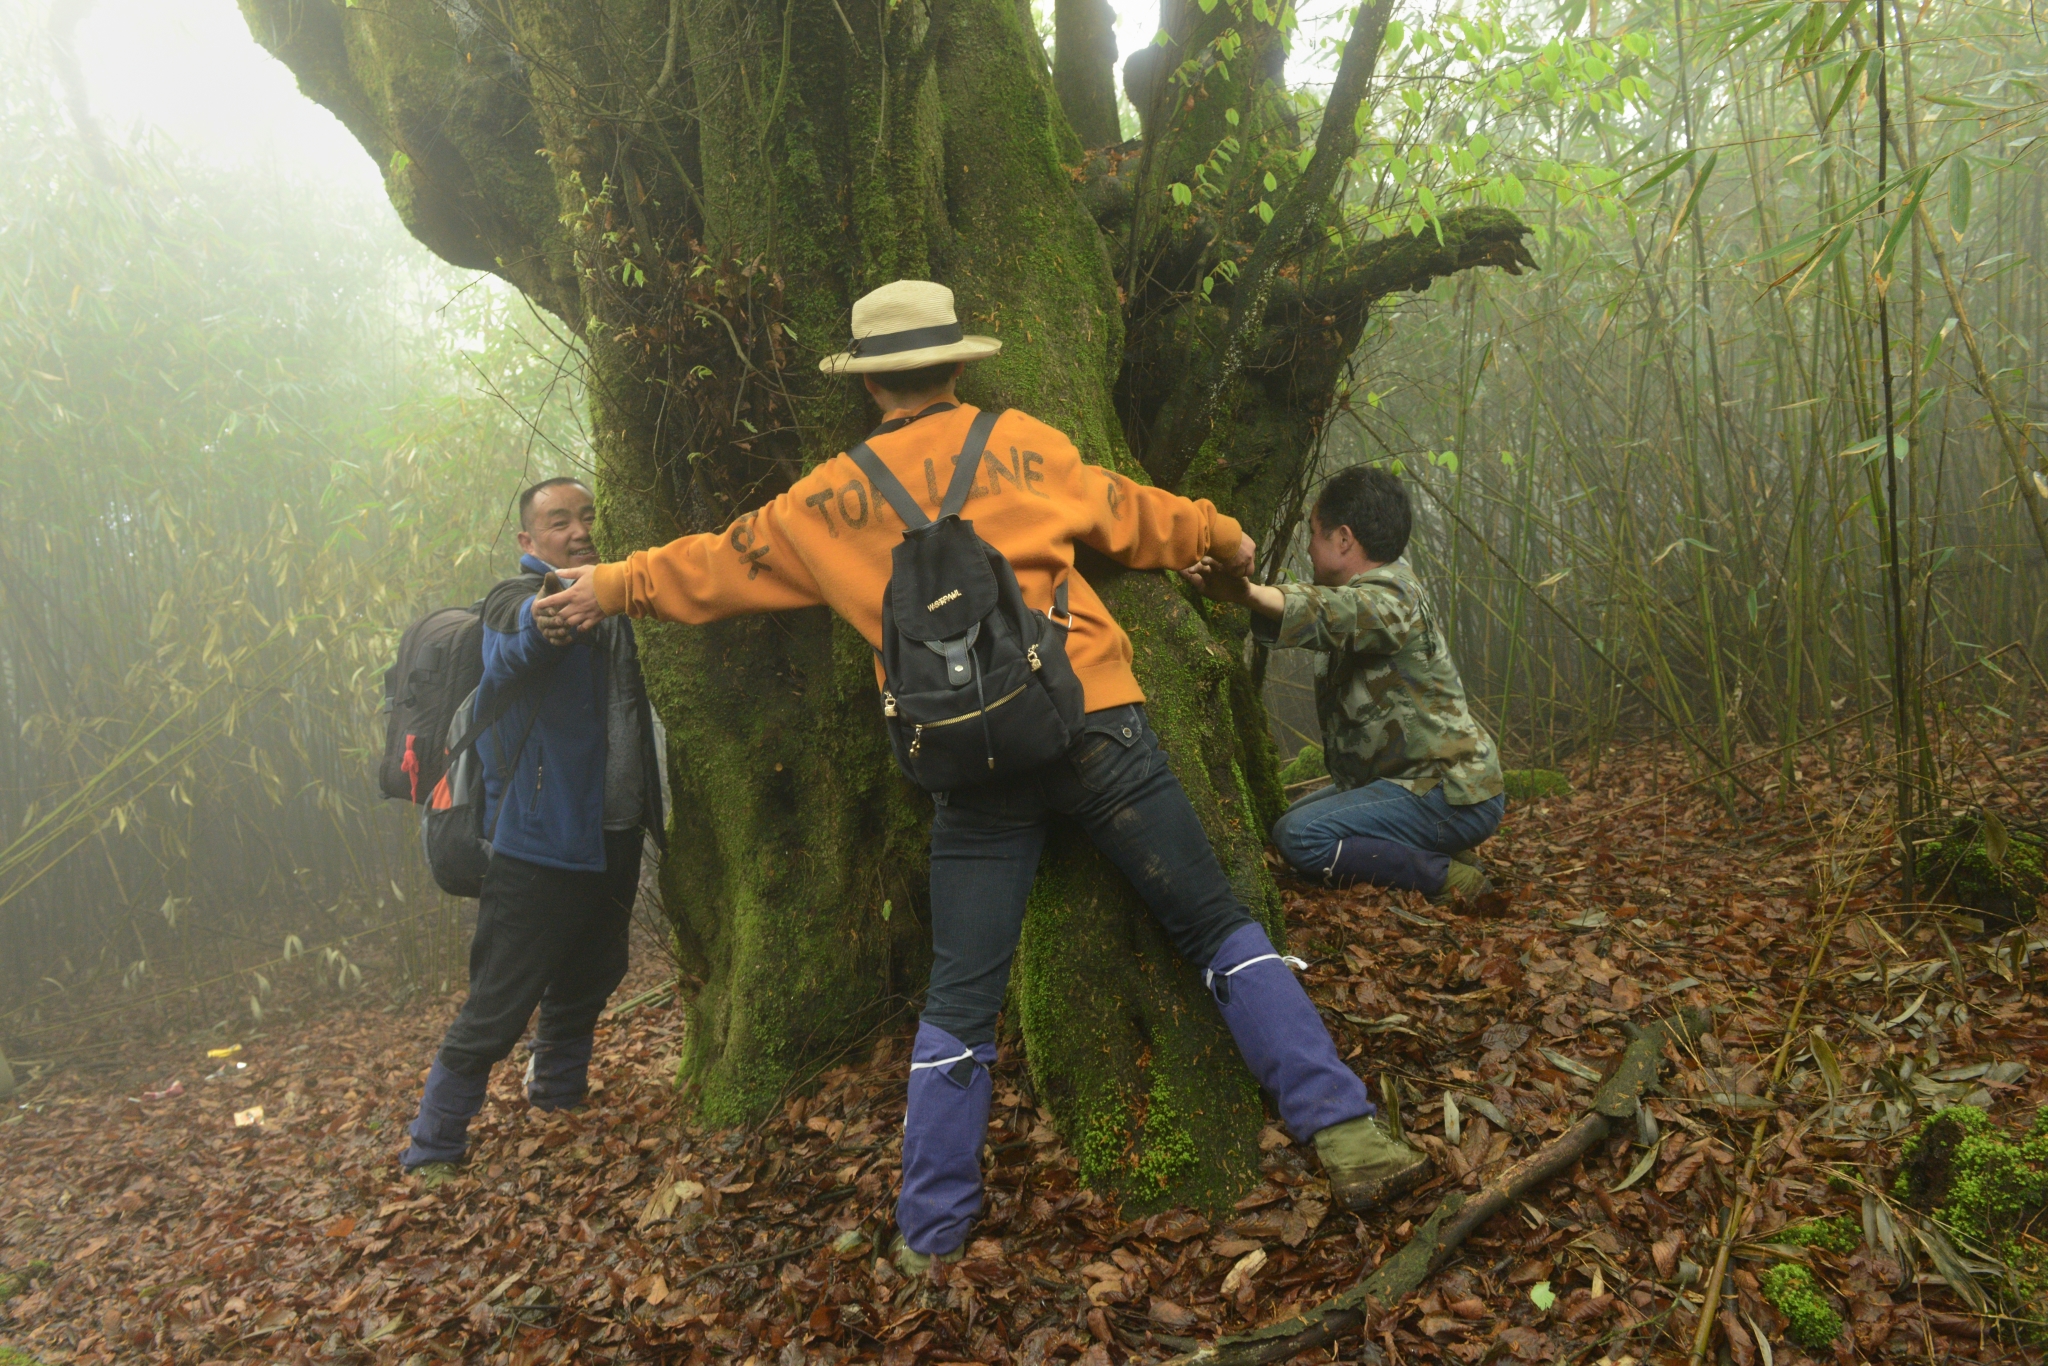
[1180,532,1256,604]
[1181,532,1284,618]
[534,565,605,646]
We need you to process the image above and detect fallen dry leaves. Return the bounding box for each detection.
[2,737,2044,1364]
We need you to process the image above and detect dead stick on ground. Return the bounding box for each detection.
[1165,1007,1712,1366]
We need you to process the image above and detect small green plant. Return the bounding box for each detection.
[1502,769,1573,801]
[1761,1263,1844,1348]
[0,1261,49,1305]
[1278,744,1328,786]
[1777,1216,1861,1255]
[1894,1105,2048,1243]
[1917,812,2045,927]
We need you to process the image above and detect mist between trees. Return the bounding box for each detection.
[0,45,594,1041]
[1262,0,2048,807]
[2,0,2043,1059]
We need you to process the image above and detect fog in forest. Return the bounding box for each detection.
[2,0,2046,1352]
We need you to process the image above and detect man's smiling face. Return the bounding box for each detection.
[517,482,598,569]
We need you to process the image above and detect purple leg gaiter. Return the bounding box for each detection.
[1326,836,1449,895]
[402,1058,490,1168]
[1206,922,1375,1140]
[525,1035,595,1112]
[897,1021,998,1256]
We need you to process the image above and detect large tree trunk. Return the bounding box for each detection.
[242,0,1529,1211]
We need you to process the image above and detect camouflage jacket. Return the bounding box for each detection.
[1252,560,1503,805]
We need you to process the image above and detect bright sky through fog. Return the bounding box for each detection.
[67,0,1348,181]
[72,0,387,199]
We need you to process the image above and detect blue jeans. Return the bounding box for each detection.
[924,704,1256,1047]
[1271,780,1504,883]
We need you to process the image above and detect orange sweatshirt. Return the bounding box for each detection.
[591,404,1244,711]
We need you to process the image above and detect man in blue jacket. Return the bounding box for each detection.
[400,477,666,1183]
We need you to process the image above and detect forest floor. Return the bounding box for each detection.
[3,739,2046,1366]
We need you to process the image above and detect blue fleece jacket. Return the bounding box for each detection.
[476,554,660,872]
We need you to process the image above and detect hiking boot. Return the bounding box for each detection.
[1313,1115,1433,1212]
[1450,848,1481,868]
[408,1160,462,1191]
[889,1233,964,1278]
[1428,859,1493,904]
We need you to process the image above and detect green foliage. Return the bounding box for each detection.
[1761,1263,1844,1348]
[1777,1216,1862,1256]
[0,1260,51,1304]
[1918,813,2045,927]
[1279,743,1329,786]
[0,32,578,1016]
[1502,769,1572,801]
[1896,1106,2048,1245]
[1306,0,2048,781]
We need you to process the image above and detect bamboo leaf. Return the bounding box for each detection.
[1982,809,2009,867]
[1872,165,1935,283]
[1818,50,1871,132]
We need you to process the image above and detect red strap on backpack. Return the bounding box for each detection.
[401,735,420,803]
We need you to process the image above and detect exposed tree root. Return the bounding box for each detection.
[1165,1008,1712,1366]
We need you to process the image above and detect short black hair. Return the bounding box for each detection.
[518,476,591,529]
[864,360,963,401]
[1313,465,1411,562]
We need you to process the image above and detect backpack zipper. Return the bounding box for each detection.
[883,691,898,717]
[1026,645,1041,671]
[908,724,923,758]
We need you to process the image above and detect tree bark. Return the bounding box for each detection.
[1054,0,1122,149]
[240,0,1531,1212]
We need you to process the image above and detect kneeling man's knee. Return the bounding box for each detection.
[1268,812,1332,873]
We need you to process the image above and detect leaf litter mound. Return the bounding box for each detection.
[3,739,2045,1365]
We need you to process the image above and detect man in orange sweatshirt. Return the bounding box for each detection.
[537,281,1428,1270]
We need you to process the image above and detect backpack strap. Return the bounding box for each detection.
[1051,576,1072,629]
[847,407,1006,529]
[443,640,568,766]
[847,443,929,530]
[939,409,1004,520]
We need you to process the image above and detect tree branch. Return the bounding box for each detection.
[1146,0,1395,487]
[1162,1010,1709,1366]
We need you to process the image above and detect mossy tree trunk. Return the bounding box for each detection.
[242,0,1530,1211]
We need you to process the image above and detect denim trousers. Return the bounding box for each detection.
[923,704,1257,1047]
[1270,778,1504,878]
[435,827,642,1076]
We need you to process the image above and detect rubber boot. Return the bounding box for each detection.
[525,1035,595,1111]
[1313,1113,1434,1211]
[889,1234,966,1278]
[1428,860,1494,905]
[896,1022,998,1258]
[401,1058,489,1170]
[1325,837,1449,895]
[1204,922,1375,1141]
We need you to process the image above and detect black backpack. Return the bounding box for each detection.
[379,606,486,803]
[421,666,557,897]
[850,409,1086,791]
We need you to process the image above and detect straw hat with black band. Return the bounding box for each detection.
[818,280,1002,375]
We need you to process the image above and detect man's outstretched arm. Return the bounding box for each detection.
[536,493,825,634]
[1188,560,1422,654]
[1053,434,1254,577]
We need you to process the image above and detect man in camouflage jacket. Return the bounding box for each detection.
[1186,465,1504,901]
